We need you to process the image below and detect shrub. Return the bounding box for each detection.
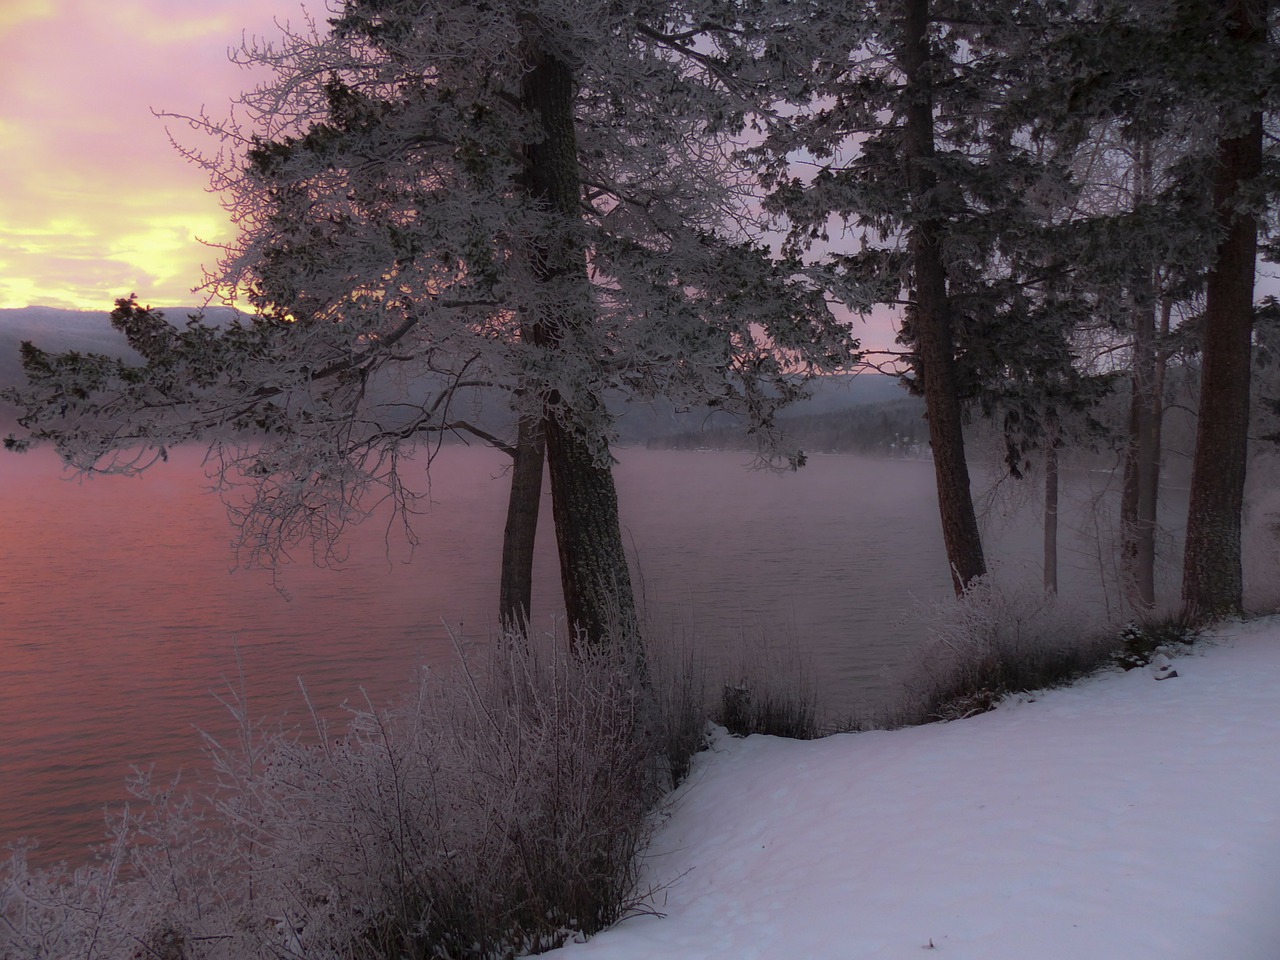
[887,575,1118,726]
[642,616,712,786]
[1,631,665,959]
[1112,615,1201,671]
[714,627,820,740]
[2,613,828,959]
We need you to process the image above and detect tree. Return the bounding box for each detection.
[1037,0,1278,616]
[759,0,1095,595]
[4,0,857,647]
[1066,0,1278,617]
[1043,410,1061,594]
[1058,127,1207,613]
[1181,0,1272,619]
[897,0,987,594]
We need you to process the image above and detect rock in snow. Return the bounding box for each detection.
[1150,651,1179,680]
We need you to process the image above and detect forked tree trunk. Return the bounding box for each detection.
[499,414,545,631]
[1181,0,1266,621]
[901,0,987,595]
[519,37,638,648]
[543,411,637,647]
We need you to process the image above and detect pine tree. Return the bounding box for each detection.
[758,0,1097,594]
[1181,0,1272,619]
[1046,0,1277,617]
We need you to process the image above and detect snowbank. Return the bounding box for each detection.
[558,617,1280,960]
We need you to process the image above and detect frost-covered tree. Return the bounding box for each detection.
[1181,0,1274,619]
[1045,0,1278,617]
[1040,121,1213,610]
[3,0,856,647]
[759,0,1097,594]
[756,0,1276,611]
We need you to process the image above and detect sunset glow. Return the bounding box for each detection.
[0,1,905,351]
[0,0,285,310]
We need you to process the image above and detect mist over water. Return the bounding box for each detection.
[0,444,1157,862]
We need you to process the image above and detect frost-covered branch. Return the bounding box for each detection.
[7,0,861,579]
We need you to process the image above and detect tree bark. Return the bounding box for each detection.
[1181,0,1266,621]
[1120,144,1165,612]
[499,413,545,632]
[543,411,636,647]
[1122,283,1161,611]
[901,0,987,595]
[519,36,638,647]
[1044,414,1059,595]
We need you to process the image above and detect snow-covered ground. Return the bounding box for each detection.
[559,616,1280,960]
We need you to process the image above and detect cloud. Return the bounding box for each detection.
[105,5,238,45]
[0,1,56,36]
[0,0,281,311]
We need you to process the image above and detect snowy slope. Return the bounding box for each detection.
[559,617,1280,960]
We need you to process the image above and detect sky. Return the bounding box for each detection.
[3,2,1268,356]
[0,0,287,311]
[0,1,902,353]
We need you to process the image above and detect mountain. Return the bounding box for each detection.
[0,307,130,388]
[0,307,907,444]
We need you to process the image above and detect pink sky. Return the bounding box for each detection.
[0,0,285,311]
[0,1,907,352]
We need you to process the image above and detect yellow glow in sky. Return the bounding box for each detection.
[0,1,56,34]
[0,1,908,353]
[0,0,280,311]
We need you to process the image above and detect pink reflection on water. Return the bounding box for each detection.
[0,444,557,864]
[2,444,960,865]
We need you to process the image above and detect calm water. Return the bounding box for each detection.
[1,444,1107,862]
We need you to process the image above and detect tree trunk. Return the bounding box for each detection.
[499,414,544,632]
[1122,280,1160,611]
[1181,0,1266,621]
[1044,414,1059,595]
[519,37,638,647]
[1148,292,1171,570]
[1121,144,1164,613]
[901,0,987,595]
[543,411,637,647]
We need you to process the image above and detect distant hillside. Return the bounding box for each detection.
[608,373,911,445]
[0,305,247,389]
[0,308,907,446]
[0,305,246,431]
[0,307,130,390]
[648,391,928,457]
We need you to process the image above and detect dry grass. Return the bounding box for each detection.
[885,575,1119,727]
[1,631,666,959]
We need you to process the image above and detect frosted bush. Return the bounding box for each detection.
[715,626,820,740]
[632,615,711,786]
[890,573,1117,725]
[1,633,662,959]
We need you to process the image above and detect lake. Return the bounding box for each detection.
[0,444,1133,863]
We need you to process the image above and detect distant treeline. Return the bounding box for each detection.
[648,396,929,457]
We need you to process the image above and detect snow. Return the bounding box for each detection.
[557,617,1280,960]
